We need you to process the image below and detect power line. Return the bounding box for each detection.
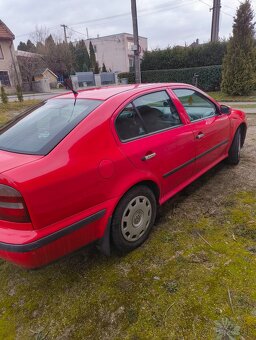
[16,0,195,40]
[198,0,234,17]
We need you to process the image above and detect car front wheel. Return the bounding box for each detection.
[111,185,157,253]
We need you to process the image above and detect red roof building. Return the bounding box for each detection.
[0,20,21,92]
[0,20,15,40]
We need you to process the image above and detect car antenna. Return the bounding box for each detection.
[64,77,78,105]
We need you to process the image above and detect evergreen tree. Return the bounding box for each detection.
[45,35,56,49]
[89,41,97,72]
[75,40,91,71]
[68,42,77,74]
[26,39,36,53]
[102,63,107,72]
[94,61,100,74]
[221,0,256,95]
[17,41,28,51]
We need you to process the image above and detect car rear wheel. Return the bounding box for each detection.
[227,127,241,165]
[111,185,157,253]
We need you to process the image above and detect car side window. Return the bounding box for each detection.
[115,103,146,141]
[133,91,182,133]
[173,89,217,122]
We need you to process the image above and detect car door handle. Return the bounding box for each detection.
[196,132,205,139]
[142,152,156,161]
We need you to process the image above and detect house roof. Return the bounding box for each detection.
[0,20,15,40]
[84,32,148,41]
[35,68,57,78]
[16,50,42,58]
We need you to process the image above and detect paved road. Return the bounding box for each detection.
[7,89,70,102]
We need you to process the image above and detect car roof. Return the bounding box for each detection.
[53,83,193,101]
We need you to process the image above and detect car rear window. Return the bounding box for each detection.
[0,98,102,155]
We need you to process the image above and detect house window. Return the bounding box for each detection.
[0,45,3,59]
[0,71,11,86]
[128,41,133,51]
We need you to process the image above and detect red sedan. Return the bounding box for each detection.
[0,84,247,268]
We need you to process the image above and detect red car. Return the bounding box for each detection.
[0,84,246,268]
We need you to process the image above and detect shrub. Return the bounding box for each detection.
[1,86,8,104]
[16,85,23,102]
[118,72,135,84]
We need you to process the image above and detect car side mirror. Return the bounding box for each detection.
[220,105,231,114]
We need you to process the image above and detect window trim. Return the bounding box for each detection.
[115,90,184,143]
[0,70,11,86]
[172,87,220,123]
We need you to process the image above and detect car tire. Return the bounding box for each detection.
[111,185,157,253]
[226,127,241,165]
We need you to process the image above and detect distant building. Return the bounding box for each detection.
[34,68,58,88]
[190,38,200,47]
[0,20,21,92]
[82,33,148,73]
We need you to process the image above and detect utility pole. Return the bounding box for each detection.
[210,0,221,42]
[131,0,141,83]
[61,24,68,43]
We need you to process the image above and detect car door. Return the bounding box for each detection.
[172,88,230,173]
[114,89,196,199]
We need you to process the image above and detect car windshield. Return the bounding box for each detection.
[0,98,102,155]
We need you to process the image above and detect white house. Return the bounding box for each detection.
[82,33,148,73]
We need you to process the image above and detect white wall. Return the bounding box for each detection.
[83,33,148,73]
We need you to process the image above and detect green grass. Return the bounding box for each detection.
[208,91,256,102]
[0,100,40,126]
[229,103,256,109]
[1,191,256,339]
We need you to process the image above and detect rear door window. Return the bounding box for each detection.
[115,104,146,141]
[134,91,182,133]
[115,91,182,141]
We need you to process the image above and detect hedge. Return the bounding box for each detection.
[141,42,227,71]
[118,65,222,92]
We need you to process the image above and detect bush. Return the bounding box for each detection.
[16,85,23,102]
[1,86,8,104]
[118,72,135,84]
[119,65,222,92]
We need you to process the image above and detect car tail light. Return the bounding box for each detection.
[0,184,30,223]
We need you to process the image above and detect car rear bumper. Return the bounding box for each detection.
[0,200,116,268]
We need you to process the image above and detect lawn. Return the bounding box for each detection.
[0,104,256,339]
[207,91,256,102]
[1,176,256,339]
[0,100,40,126]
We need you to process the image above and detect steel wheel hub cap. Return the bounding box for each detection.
[121,196,152,242]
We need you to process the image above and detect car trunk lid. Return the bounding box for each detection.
[0,150,42,174]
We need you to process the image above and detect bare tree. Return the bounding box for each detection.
[30,25,49,45]
[17,52,47,91]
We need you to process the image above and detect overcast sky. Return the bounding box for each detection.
[1,0,255,49]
